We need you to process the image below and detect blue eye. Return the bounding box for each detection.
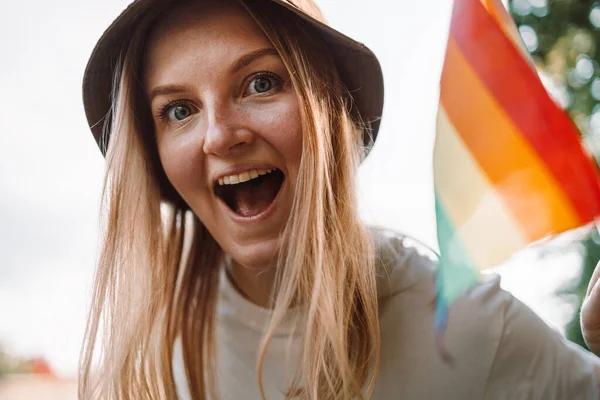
[245,73,280,96]
[157,101,196,122]
[167,104,193,121]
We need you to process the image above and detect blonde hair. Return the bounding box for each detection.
[79,1,380,399]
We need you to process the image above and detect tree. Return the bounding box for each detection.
[508,0,600,349]
[0,343,36,376]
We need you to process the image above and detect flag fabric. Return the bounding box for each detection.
[434,0,600,352]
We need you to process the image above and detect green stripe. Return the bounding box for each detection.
[434,191,480,303]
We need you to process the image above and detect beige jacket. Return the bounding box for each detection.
[173,229,600,399]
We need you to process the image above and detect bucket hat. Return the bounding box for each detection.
[82,0,384,157]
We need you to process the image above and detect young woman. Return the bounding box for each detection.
[79,0,600,398]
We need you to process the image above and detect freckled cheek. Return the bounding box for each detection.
[251,96,303,167]
[156,136,209,200]
[277,101,303,175]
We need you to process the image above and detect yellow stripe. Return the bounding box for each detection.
[435,106,529,269]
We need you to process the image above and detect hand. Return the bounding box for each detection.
[581,260,600,356]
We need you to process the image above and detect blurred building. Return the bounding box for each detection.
[0,357,77,399]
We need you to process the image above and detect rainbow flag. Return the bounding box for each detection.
[434,0,600,353]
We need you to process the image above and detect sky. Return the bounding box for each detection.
[0,0,583,378]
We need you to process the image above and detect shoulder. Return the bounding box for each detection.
[370,226,505,355]
[369,227,504,397]
[369,226,507,355]
[481,282,600,399]
[370,226,438,300]
[369,227,600,399]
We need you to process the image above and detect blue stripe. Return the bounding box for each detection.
[434,191,480,305]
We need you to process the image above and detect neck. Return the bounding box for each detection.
[228,258,278,308]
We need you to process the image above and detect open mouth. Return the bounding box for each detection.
[214,168,285,218]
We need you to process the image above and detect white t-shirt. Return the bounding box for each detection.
[173,229,600,399]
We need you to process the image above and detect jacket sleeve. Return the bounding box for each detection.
[482,282,600,400]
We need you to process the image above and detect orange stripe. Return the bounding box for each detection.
[440,38,581,240]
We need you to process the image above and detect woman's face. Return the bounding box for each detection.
[144,2,303,268]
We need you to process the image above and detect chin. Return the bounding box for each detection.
[226,236,283,270]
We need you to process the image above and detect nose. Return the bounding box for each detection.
[202,102,253,157]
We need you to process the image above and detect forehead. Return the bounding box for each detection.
[144,1,272,79]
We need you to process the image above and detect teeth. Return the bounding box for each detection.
[218,168,276,186]
[239,171,250,183]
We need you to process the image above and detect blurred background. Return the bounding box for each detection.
[1,0,599,397]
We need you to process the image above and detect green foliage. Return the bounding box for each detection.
[510,0,600,137]
[559,231,600,351]
[0,348,8,377]
[508,0,600,349]
[0,344,34,376]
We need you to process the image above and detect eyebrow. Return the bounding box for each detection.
[149,84,189,102]
[148,48,280,102]
[230,48,279,74]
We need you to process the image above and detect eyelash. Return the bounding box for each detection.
[243,71,282,96]
[154,71,283,122]
[155,99,189,121]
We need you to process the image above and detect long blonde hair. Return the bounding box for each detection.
[79,1,380,399]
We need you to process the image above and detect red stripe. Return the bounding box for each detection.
[448,0,600,222]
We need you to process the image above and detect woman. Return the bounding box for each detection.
[79,0,600,398]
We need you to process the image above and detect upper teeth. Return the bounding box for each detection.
[218,168,276,185]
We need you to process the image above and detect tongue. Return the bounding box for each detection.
[233,175,280,217]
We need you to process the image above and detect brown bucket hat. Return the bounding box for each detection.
[82,0,384,157]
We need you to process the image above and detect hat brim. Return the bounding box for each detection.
[82,0,384,157]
